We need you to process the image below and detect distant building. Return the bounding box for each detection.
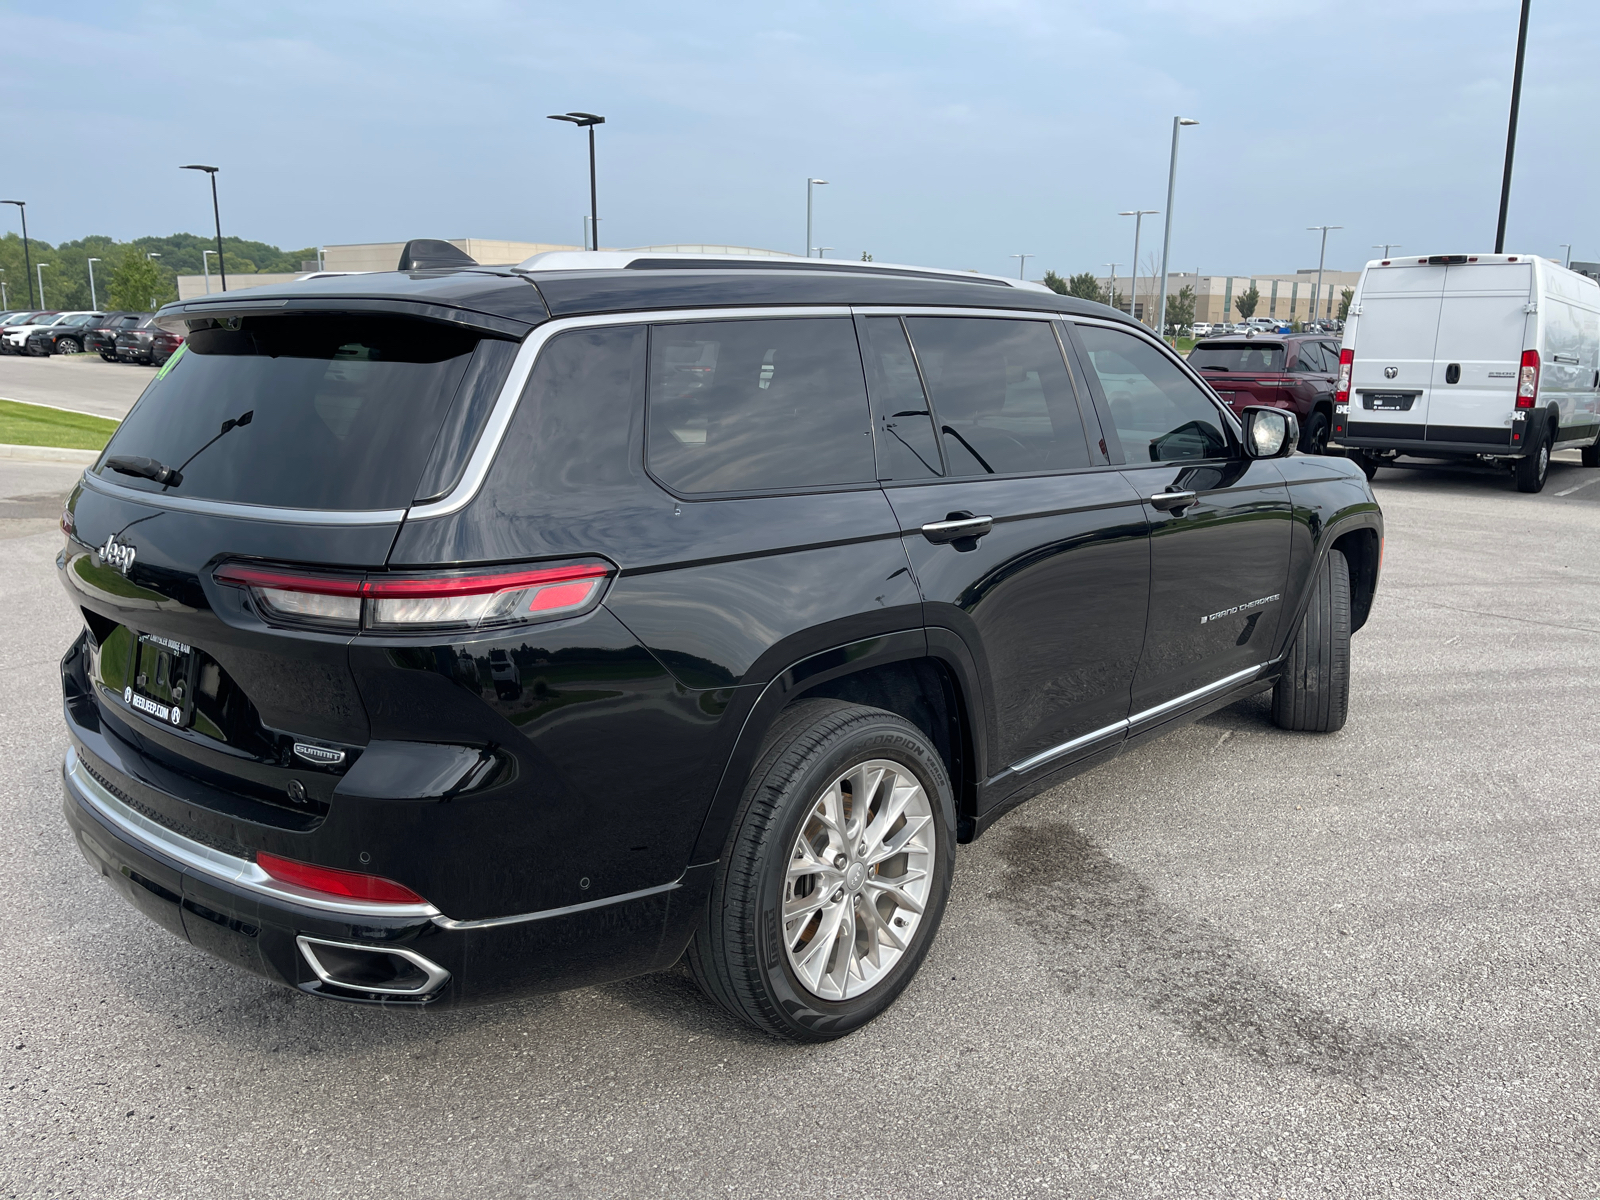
[177,238,795,300]
[1092,269,1363,327]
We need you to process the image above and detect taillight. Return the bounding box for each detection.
[256,852,428,904]
[1335,348,1353,404]
[1516,349,1539,409]
[214,560,612,633]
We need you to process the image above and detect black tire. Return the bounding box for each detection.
[688,699,955,1042]
[1348,450,1380,481]
[1582,440,1598,468]
[100,352,116,362]
[1299,411,1330,455]
[1514,424,1550,493]
[1272,549,1351,733]
[56,337,82,355]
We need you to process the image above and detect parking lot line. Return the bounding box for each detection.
[1553,475,1600,498]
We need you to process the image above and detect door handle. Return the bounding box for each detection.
[1148,490,1198,513]
[921,513,994,544]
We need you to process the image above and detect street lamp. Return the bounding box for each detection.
[547,113,605,251]
[180,165,226,290]
[805,178,829,258]
[1010,253,1034,280]
[202,249,216,294]
[1104,263,1120,309]
[2,200,34,306]
[0,268,7,309]
[37,263,50,308]
[88,257,102,309]
[1495,0,1532,253]
[1119,209,1158,323]
[1307,225,1342,323]
[147,252,161,261]
[1558,244,1572,268]
[1372,243,1401,259]
[815,247,834,258]
[1155,118,1199,341]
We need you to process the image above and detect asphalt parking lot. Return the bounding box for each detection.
[0,355,151,421]
[2,434,1597,1196]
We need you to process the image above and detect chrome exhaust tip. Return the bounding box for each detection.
[295,935,450,997]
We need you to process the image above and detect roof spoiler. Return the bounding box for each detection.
[398,239,479,270]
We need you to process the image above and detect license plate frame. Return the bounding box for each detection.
[1361,391,1417,412]
[125,632,196,729]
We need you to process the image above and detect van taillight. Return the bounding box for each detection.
[214,561,613,633]
[1335,348,1353,404]
[1517,349,1539,408]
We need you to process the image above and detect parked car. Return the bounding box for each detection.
[24,311,106,356]
[59,246,1383,1040]
[0,310,64,353]
[1330,252,1600,490]
[85,312,151,360]
[114,316,185,365]
[1189,332,1344,455]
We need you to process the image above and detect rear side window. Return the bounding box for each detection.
[646,317,874,494]
[903,316,1090,476]
[1075,324,1230,463]
[97,315,488,510]
[861,317,942,480]
[1188,342,1286,372]
[1293,342,1328,372]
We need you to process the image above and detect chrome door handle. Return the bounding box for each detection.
[920,514,994,544]
[1148,490,1198,513]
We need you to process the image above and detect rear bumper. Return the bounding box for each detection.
[62,743,711,1007]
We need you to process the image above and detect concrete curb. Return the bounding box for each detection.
[0,443,100,464]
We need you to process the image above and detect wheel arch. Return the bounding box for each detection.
[1330,524,1380,632]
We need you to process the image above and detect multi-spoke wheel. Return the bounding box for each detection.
[688,699,954,1041]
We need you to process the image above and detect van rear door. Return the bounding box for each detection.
[1348,263,1447,439]
[1425,261,1531,446]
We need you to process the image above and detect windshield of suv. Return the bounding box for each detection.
[1188,343,1286,372]
[96,315,490,511]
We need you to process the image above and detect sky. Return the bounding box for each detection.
[4,0,1597,280]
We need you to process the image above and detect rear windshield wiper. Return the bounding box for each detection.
[105,456,183,487]
[1197,364,1229,371]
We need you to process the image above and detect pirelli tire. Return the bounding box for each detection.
[687,699,956,1042]
[1272,548,1352,733]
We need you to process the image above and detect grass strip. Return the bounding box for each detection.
[0,398,120,451]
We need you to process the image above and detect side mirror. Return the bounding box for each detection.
[1241,405,1298,458]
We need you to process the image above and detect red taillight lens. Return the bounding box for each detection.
[256,852,428,904]
[1516,349,1539,409]
[214,560,612,632]
[1335,348,1353,404]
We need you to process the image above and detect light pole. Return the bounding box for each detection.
[37,263,50,308]
[147,252,161,261]
[1010,253,1034,280]
[1558,244,1572,268]
[806,178,828,258]
[180,165,226,290]
[1119,209,1158,323]
[1495,0,1532,253]
[1,269,7,308]
[815,247,833,258]
[1372,243,1401,259]
[88,257,102,309]
[1155,117,1199,341]
[2,200,34,306]
[1104,263,1120,309]
[1307,225,1342,323]
[202,249,216,294]
[547,113,605,251]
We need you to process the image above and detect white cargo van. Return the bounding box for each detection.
[1329,253,1600,492]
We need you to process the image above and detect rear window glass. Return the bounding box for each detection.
[1189,342,1286,372]
[96,315,486,511]
[646,317,874,494]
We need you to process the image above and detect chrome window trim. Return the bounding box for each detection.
[405,305,853,523]
[78,470,409,526]
[65,745,441,920]
[999,664,1264,777]
[1062,314,1246,439]
[295,935,451,996]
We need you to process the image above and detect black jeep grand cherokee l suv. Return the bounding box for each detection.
[58,247,1382,1041]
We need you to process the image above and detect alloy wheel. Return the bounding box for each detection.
[782,758,936,1001]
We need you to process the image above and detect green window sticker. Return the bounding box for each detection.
[155,341,188,380]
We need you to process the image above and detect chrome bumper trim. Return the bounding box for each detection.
[429,879,682,931]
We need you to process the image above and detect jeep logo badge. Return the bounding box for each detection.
[1383,366,1399,379]
[98,535,136,575]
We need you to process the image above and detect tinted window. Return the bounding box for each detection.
[862,317,941,480]
[903,317,1090,476]
[646,317,874,494]
[1076,324,1230,463]
[1188,342,1287,372]
[97,315,485,510]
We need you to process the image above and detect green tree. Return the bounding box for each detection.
[1168,285,1196,332]
[107,250,170,312]
[1042,269,1068,294]
[860,251,873,262]
[1066,271,1106,302]
[1234,285,1261,320]
[1338,287,1354,320]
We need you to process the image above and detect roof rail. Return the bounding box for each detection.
[513,250,1050,291]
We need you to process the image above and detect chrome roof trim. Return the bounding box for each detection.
[849,305,1063,321]
[65,746,441,920]
[404,306,852,523]
[79,470,408,526]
